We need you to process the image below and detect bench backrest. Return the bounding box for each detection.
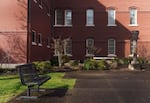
[17,64,39,85]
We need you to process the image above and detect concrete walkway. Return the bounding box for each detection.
[9,70,150,103]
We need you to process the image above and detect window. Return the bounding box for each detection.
[47,37,50,48]
[129,8,138,26]
[64,39,72,55]
[55,9,64,25]
[65,10,72,26]
[108,8,116,26]
[86,9,94,26]
[86,38,94,56]
[108,39,116,56]
[32,30,36,45]
[38,33,42,46]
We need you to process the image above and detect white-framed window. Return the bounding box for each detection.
[47,37,50,48]
[107,8,116,26]
[64,39,72,56]
[38,33,42,46]
[108,39,116,56]
[86,9,94,26]
[129,8,138,26]
[65,10,72,26]
[39,0,42,8]
[55,9,64,26]
[32,30,36,45]
[86,38,94,56]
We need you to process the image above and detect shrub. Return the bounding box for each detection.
[83,59,96,70]
[83,59,107,70]
[96,60,107,70]
[33,61,52,73]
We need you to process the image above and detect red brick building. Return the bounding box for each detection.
[0,0,150,65]
[0,0,52,66]
[52,0,150,60]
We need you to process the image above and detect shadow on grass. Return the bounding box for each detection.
[7,85,70,103]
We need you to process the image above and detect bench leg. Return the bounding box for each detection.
[16,96,38,100]
[16,86,38,100]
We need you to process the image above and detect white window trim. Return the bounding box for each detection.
[64,10,72,26]
[86,9,95,27]
[129,8,138,26]
[38,33,42,46]
[64,39,72,56]
[32,30,37,45]
[108,39,116,56]
[54,10,64,26]
[107,9,117,26]
[47,37,50,48]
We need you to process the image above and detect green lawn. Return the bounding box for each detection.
[0,72,76,103]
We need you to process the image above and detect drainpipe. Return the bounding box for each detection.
[27,0,31,63]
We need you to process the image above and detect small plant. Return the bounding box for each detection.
[83,59,95,70]
[33,61,52,73]
[96,60,107,70]
[83,59,107,70]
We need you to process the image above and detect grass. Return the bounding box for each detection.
[0,72,76,103]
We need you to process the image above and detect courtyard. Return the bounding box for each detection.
[8,70,150,103]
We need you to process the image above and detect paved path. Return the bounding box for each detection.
[65,70,150,103]
[9,70,150,103]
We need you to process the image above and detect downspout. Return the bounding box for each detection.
[27,0,31,63]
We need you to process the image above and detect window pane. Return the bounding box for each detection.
[38,33,42,44]
[86,38,94,55]
[66,39,72,55]
[108,39,115,55]
[86,9,94,25]
[32,31,36,43]
[130,9,137,25]
[55,10,63,25]
[65,10,72,25]
[108,9,115,25]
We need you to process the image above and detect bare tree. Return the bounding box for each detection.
[52,37,69,67]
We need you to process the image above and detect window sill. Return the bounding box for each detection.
[107,24,117,26]
[54,25,72,27]
[128,24,138,27]
[32,42,37,45]
[38,44,42,46]
[64,25,73,27]
[65,54,72,56]
[86,24,95,27]
[86,54,94,57]
[107,54,117,57]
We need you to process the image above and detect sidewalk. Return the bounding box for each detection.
[9,70,150,103]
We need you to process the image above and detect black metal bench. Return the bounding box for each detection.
[16,63,51,100]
